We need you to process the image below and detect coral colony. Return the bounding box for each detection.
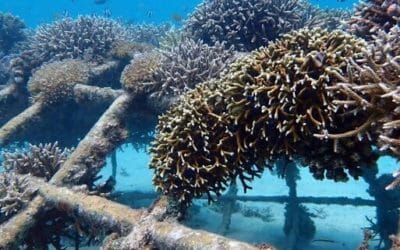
[0,0,399,249]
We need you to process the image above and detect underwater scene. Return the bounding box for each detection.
[0,0,399,249]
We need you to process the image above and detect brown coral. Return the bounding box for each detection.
[120,52,161,95]
[28,59,90,104]
[150,29,377,206]
[150,79,258,204]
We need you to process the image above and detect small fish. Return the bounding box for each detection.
[120,167,130,177]
[95,0,108,5]
[311,239,338,244]
[103,8,112,17]
[147,11,153,18]
[171,13,183,23]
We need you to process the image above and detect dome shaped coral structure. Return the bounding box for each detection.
[226,29,377,181]
[28,59,90,105]
[150,28,379,206]
[120,52,161,95]
[11,15,127,84]
[183,0,347,52]
[183,0,307,51]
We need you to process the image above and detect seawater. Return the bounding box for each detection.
[0,0,397,250]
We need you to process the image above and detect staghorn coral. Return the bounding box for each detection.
[2,142,72,181]
[158,27,184,49]
[348,0,400,39]
[150,28,379,206]
[28,59,90,104]
[110,40,153,60]
[0,173,36,221]
[120,52,161,95]
[150,79,262,205]
[151,38,235,99]
[303,6,350,31]
[125,23,172,47]
[224,28,377,180]
[11,15,127,84]
[183,0,346,52]
[0,12,26,55]
[183,0,308,51]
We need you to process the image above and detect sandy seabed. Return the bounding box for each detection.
[98,145,398,249]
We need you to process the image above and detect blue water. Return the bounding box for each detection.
[1,0,399,249]
[0,0,357,28]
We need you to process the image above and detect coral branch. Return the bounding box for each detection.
[314,113,377,140]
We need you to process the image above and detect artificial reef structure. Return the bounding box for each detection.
[0,0,400,249]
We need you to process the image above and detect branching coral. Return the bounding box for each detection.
[183,0,346,52]
[150,28,381,206]
[28,59,90,104]
[224,29,378,180]
[2,142,72,181]
[11,15,127,84]
[150,79,262,204]
[120,52,161,95]
[348,0,400,39]
[303,6,350,31]
[151,38,235,99]
[125,23,172,47]
[183,0,307,51]
[0,12,26,55]
[0,173,36,221]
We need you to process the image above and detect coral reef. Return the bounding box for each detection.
[0,173,34,222]
[110,40,153,60]
[150,38,235,103]
[158,27,184,49]
[150,28,381,205]
[0,142,71,222]
[11,15,127,84]
[120,52,161,95]
[348,0,400,39]
[303,6,350,31]
[28,59,90,104]
[125,23,172,47]
[0,12,26,55]
[183,0,346,52]
[2,142,71,181]
[183,0,307,51]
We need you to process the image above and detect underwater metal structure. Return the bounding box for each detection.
[0,0,400,248]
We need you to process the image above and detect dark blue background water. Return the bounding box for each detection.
[0,0,358,28]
